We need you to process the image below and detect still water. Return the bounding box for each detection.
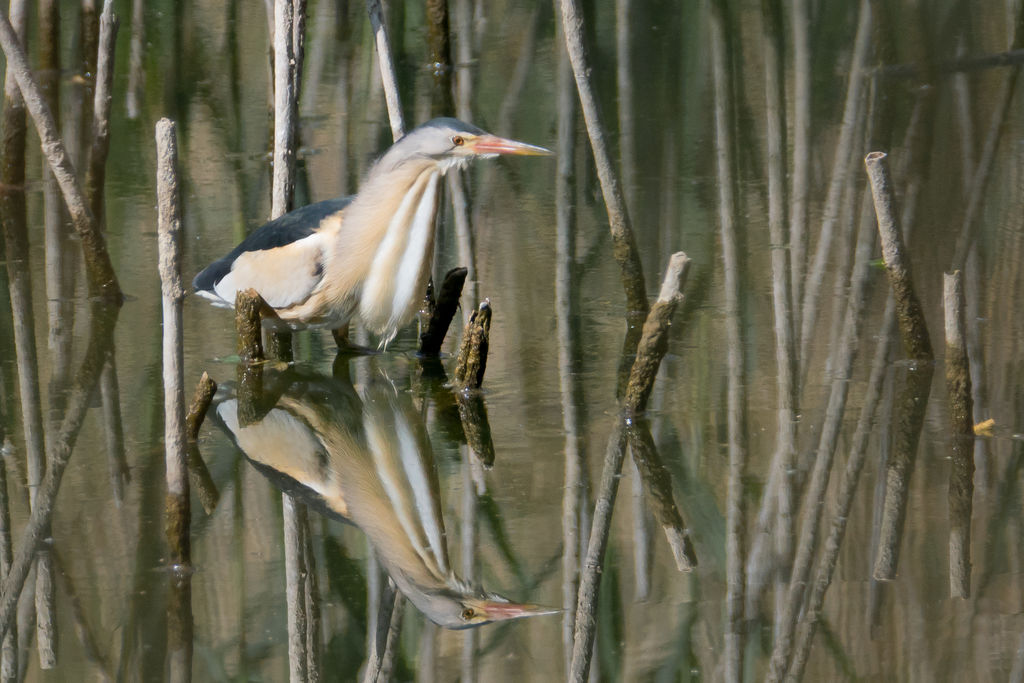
[1,0,1023,680]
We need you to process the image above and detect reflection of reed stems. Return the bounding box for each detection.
[708,1,746,677]
[944,271,974,599]
[157,119,190,566]
[788,0,810,339]
[0,10,121,299]
[569,253,690,683]
[766,179,876,683]
[786,299,895,682]
[51,549,113,682]
[748,0,799,626]
[557,0,647,317]
[425,0,454,116]
[0,300,120,641]
[85,0,117,227]
[950,5,1024,270]
[554,27,588,674]
[798,0,871,371]
[0,457,15,682]
[284,496,310,683]
[363,578,405,683]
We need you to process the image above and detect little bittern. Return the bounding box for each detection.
[215,368,556,629]
[194,118,550,345]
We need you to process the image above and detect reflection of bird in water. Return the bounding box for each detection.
[215,369,556,629]
[193,118,550,346]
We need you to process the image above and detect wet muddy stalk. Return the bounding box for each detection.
[944,271,974,599]
[453,302,492,391]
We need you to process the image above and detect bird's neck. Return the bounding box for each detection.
[335,165,442,342]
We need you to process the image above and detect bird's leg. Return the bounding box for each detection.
[331,323,350,349]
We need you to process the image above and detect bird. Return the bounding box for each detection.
[214,366,558,629]
[193,118,551,346]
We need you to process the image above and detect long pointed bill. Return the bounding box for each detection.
[477,599,561,622]
[470,135,552,156]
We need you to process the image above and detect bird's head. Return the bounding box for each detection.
[377,117,552,174]
[414,584,560,630]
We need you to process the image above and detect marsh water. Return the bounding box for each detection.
[2,0,1024,681]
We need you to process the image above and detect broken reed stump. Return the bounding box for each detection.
[453,301,491,391]
[865,151,935,582]
[235,289,267,427]
[420,267,468,356]
[185,372,220,514]
[156,118,190,566]
[450,298,495,466]
[623,253,691,416]
[944,270,975,598]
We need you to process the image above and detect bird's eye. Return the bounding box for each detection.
[461,607,475,620]
[451,135,465,147]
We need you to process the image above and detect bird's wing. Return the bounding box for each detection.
[216,399,351,519]
[193,196,353,309]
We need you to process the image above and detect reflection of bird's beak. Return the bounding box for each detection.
[470,135,553,156]
[476,599,561,622]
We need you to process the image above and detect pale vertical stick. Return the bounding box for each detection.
[283,497,308,683]
[157,114,193,683]
[555,24,586,678]
[156,118,189,563]
[785,300,896,682]
[366,0,405,140]
[273,0,297,217]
